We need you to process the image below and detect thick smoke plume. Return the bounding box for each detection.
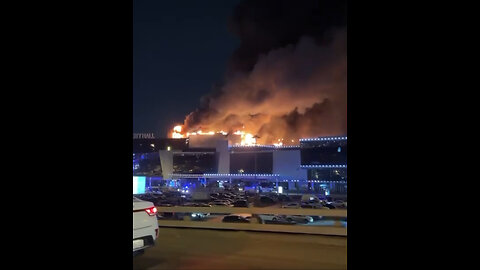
[182,0,347,145]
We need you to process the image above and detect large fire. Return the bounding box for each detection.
[171,125,184,138]
[170,125,259,146]
[233,130,256,146]
[165,3,346,147]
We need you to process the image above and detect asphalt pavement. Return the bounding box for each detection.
[133,227,347,270]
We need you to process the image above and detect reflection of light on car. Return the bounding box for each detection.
[191,213,207,218]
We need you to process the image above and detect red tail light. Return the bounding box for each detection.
[145,206,158,216]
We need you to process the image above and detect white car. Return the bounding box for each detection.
[133,196,159,256]
[258,214,281,221]
[283,215,314,223]
[190,212,210,219]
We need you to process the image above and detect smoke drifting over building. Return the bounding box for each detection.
[180,0,347,145]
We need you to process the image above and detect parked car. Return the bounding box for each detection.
[301,202,326,209]
[209,202,233,207]
[222,215,251,223]
[190,212,210,220]
[264,215,297,225]
[195,203,212,207]
[330,200,347,208]
[282,215,314,224]
[300,203,315,209]
[309,215,325,221]
[233,200,249,207]
[156,212,184,220]
[182,202,198,207]
[282,202,300,208]
[211,199,232,205]
[277,194,292,202]
[259,196,275,204]
[155,202,174,207]
[258,214,285,223]
[133,196,158,256]
[322,203,336,209]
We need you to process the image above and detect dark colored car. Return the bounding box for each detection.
[196,203,212,207]
[259,196,275,204]
[182,202,212,207]
[277,195,292,202]
[157,212,184,220]
[155,202,174,207]
[222,215,251,223]
[323,203,336,209]
[300,203,315,209]
[233,200,249,207]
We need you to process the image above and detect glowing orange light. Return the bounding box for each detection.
[173,125,182,133]
[172,126,255,145]
[172,125,184,138]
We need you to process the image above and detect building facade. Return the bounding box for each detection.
[145,136,347,197]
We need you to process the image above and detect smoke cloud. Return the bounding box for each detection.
[182,0,347,144]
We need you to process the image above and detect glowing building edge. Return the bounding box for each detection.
[300,165,347,168]
[300,136,347,142]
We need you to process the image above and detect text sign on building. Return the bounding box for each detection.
[133,133,155,139]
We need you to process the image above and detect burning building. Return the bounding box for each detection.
[155,135,346,197]
[168,0,347,146]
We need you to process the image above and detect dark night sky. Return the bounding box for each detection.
[133,0,240,137]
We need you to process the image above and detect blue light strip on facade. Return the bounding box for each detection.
[299,136,347,142]
[169,173,280,178]
[203,174,276,177]
[167,174,346,184]
[277,180,346,183]
[229,145,300,148]
[300,165,347,168]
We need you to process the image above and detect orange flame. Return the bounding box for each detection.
[170,126,258,146]
[172,125,184,138]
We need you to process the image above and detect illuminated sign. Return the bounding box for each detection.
[133,133,155,139]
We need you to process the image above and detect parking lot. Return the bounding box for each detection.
[137,189,346,211]
[137,190,346,229]
[133,227,347,270]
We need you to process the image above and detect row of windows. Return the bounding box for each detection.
[307,168,347,181]
[135,150,347,177]
[300,141,347,165]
